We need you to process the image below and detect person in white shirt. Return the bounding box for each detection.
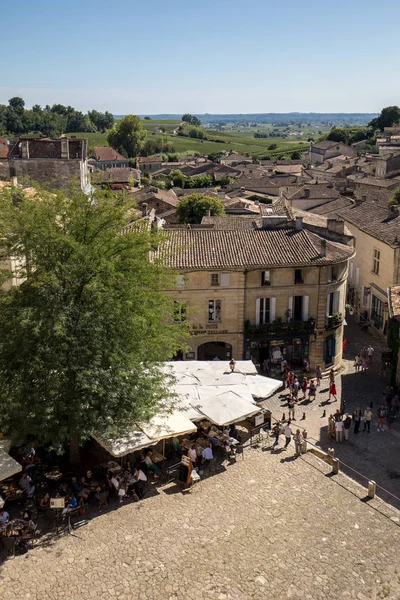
[335,418,344,442]
[0,510,9,525]
[202,444,214,463]
[134,468,148,499]
[284,422,292,448]
[110,475,120,493]
[188,445,197,465]
[367,345,374,363]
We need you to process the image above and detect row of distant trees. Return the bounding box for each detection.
[0,97,114,137]
[326,105,400,145]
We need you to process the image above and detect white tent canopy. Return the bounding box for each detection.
[0,446,22,483]
[244,374,282,398]
[138,410,196,441]
[196,389,260,426]
[93,429,156,458]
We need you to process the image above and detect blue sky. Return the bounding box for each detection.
[1,0,399,114]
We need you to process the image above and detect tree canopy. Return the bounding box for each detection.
[388,186,400,207]
[176,193,225,224]
[182,113,201,127]
[107,115,147,158]
[369,106,400,131]
[0,186,188,461]
[0,97,114,137]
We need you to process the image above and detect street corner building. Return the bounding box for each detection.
[152,204,356,372]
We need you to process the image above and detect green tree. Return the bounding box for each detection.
[107,115,147,158]
[268,143,277,150]
[0,186,187,462]
[176,193,225,224]
[388,186,400,207]
[326,127,348,143]
[182,114,201,127]
[291,150,302,159]
[369,106,400,131]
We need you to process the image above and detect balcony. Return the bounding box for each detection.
[245,318,316,336]
[325,313,343,330]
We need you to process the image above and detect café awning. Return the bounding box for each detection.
[0,448,22,482]
[93,429,157,458]
[245,374,282,398]
[138,410,197,441]
[196,388,260,426]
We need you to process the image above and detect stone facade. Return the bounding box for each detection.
[8,137,89,190]
[171,262,348,370]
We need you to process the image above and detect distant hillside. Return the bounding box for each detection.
[114,113,377,126]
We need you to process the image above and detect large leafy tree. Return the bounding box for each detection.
[107,115,147,158]
[176,193,225,224]
[369,106,400,131]
[0,186,187,462]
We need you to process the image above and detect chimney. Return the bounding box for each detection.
[320,239,327,257]
[303,188,310,198]
[327,218,345,235]
[387,205,399,220]
[141,203,148,217]
[206,209,211,217]
[295,216,303,231]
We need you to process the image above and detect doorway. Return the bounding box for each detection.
[197,342,232,361]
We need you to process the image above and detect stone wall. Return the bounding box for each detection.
[9,159,88,190]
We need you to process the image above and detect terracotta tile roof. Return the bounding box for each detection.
[337,202,400,245]
[130,187,179,208]
[388,285,400,319]
[311,141,342,150]
[92,167,140,183]
[137,156,163,163]
[290,207,353,236]
[94,147,126,161]
[311,197,354,215]
[285,184,341,201]
[152,228,354,270]
[347,175,399,189]
[201,216,263,230]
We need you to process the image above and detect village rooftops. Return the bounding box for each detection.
[137,156,163,164]
[152,225,355,270]
[337,202,400,246]
[284,184,341,201]
[93,147,126,161]
[347,175,400,188]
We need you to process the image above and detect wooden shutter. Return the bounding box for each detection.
[302,295,309,321]
[326,293,331,316]
[288,296,293,317]
[221,273,230,287]
[333,290,340,313]
[256,298,261,326]
[270,297,276,322]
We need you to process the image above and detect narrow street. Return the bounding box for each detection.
[261,313,400,509]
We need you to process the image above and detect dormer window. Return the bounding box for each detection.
[261,271,271,286]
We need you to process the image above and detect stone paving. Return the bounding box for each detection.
[0,444,399,600]
[259,314,400,510]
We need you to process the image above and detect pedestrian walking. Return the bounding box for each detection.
[293,429,303,456]
[361,356,367,372]
[301,377,308,399]
[328,414,336,439]
[343,414,352,440]
[354,354,361,373]
[315,365,322,387]
[308,379,316,401]
[301,429,308,453]
[284,421,292,448]
[353,407,362,434]
[367,345,374,363]
[329,368,335,384]
[335,417,344,442]
[273,421,282,445]
[377,404,386,431]
[288,397,296,420]
[363,407,373,432]
[329,379,338,402]
[343,338,347,352]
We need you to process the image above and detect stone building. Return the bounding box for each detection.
[307,141,357,166]
[153,208,355,370]
[338,200,400,335]
[90,146,129,170]
[8,137,89,190]
[387,285,400,384]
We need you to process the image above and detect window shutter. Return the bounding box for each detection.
[288,296,293,317]
[221,273,230,287]
[302,295,309,321]
[256,298,260,326]
[333,290,340,313]
[326,293,331,316]
[270,297,276,322]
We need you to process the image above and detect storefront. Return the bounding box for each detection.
[245,334,310,371]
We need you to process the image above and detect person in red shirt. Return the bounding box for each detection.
[343,338,347,352]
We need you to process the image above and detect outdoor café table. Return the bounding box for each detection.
[44,469,63,482]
